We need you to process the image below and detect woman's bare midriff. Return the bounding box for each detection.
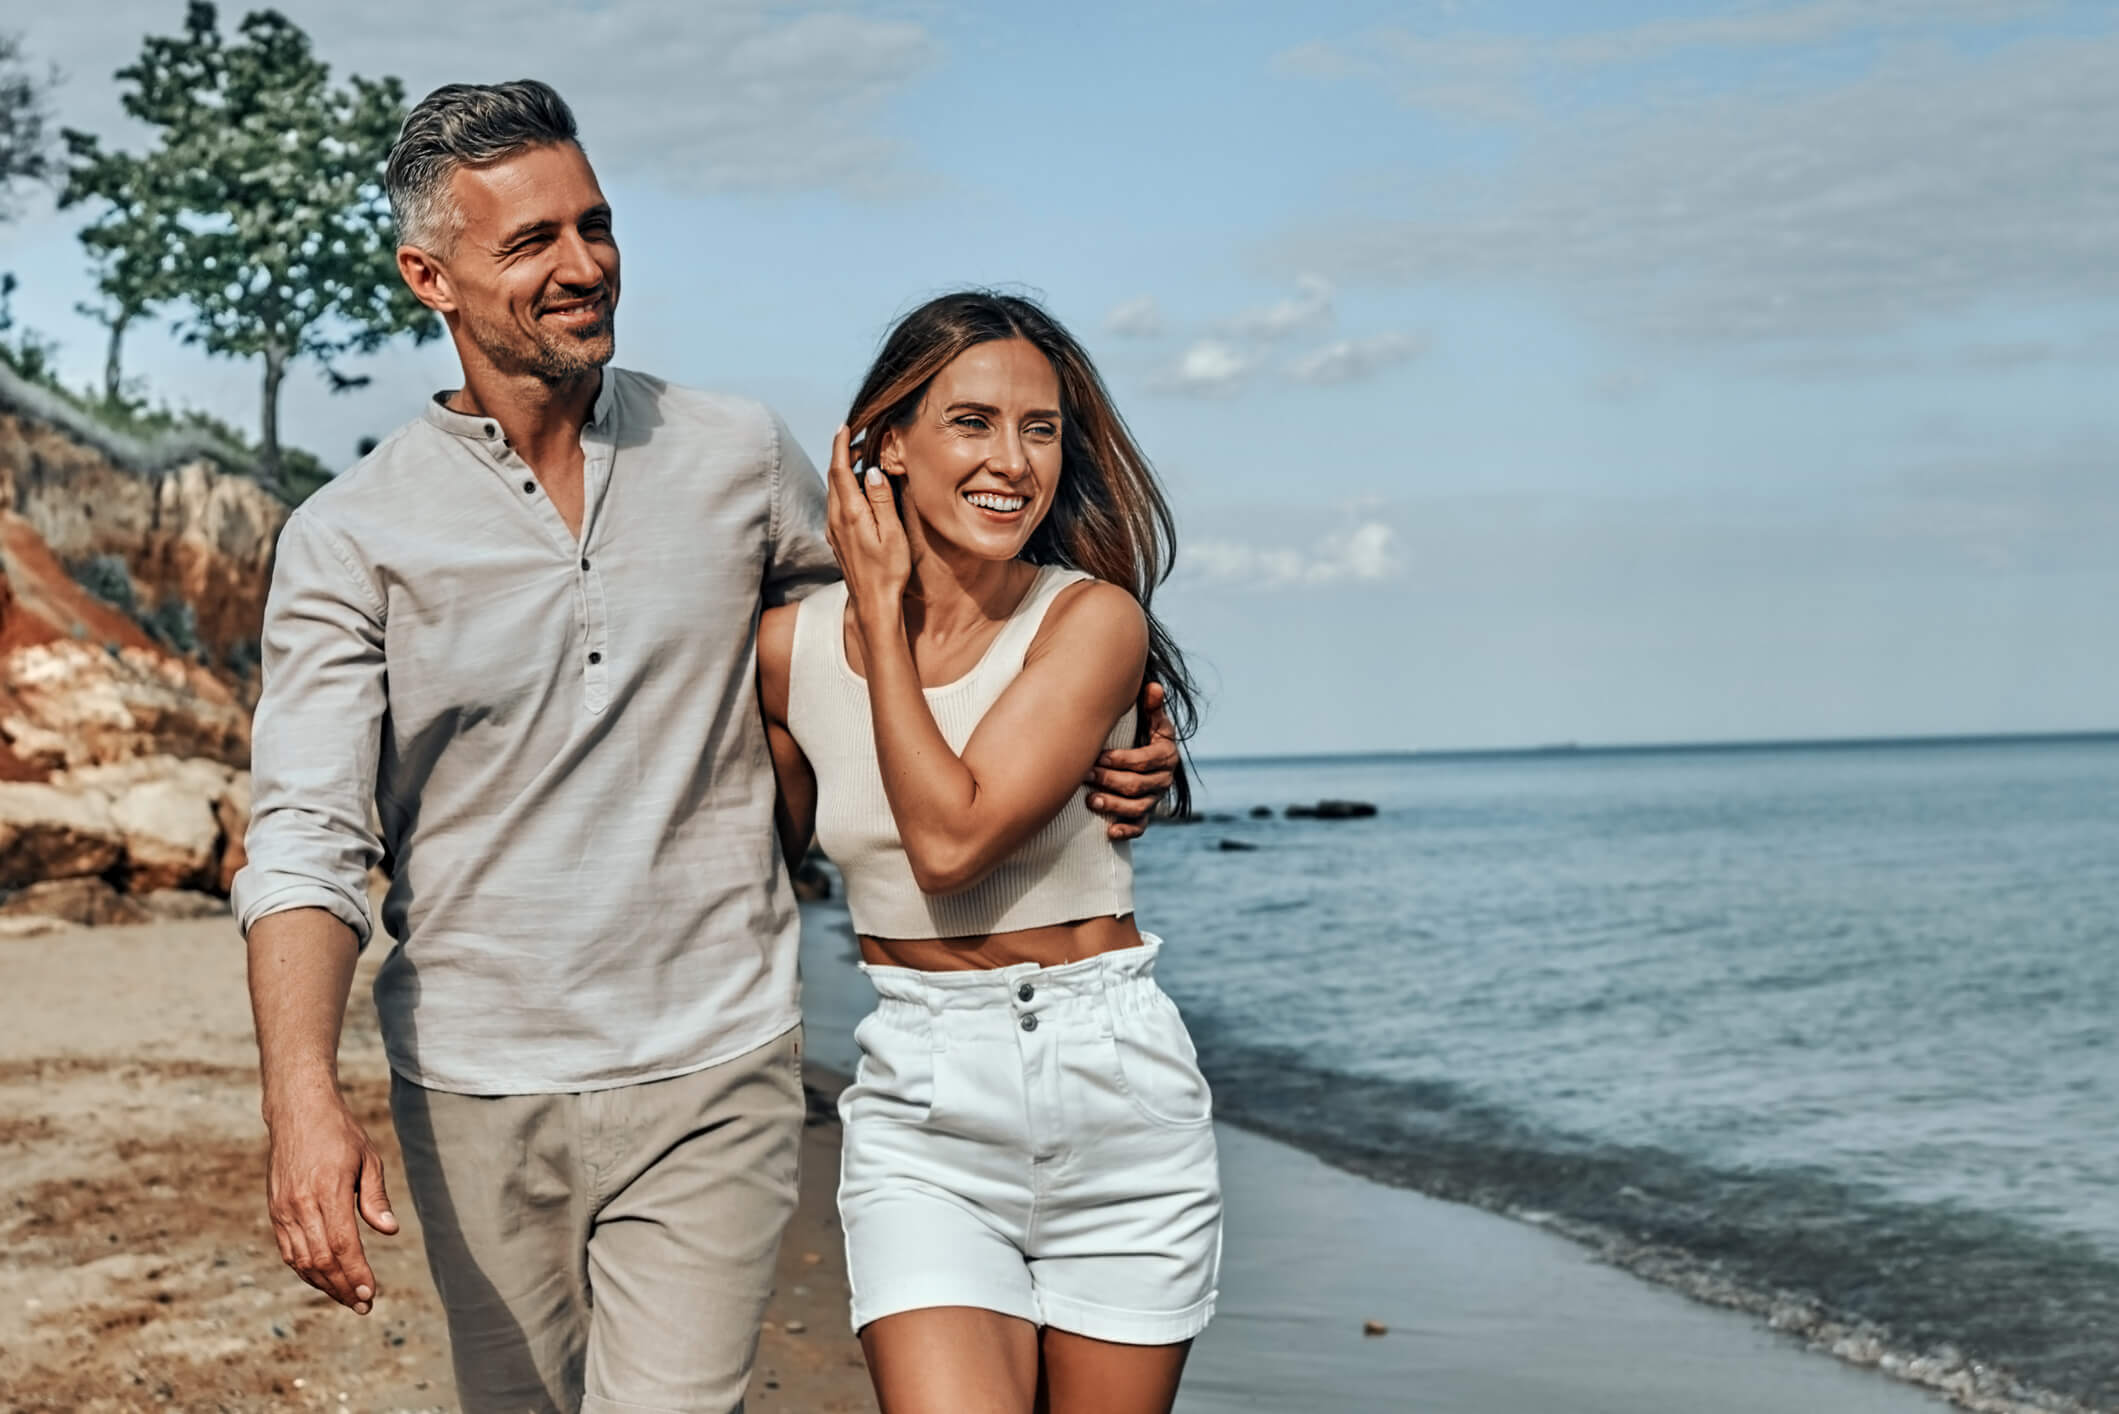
[859,913,1143,971]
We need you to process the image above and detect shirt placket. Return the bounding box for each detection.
[480,413,617,716]
[576,429,615,714]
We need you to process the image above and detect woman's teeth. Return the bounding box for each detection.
[964,492,1027,512]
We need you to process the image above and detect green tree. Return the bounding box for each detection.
[0,31,57,217]
[61,138,175,405]
[64,4,436,483]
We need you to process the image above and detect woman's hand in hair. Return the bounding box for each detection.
[823,423,911,630]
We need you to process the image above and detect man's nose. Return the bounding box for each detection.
[552,227,605,290]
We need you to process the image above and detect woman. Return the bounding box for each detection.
[757,291,1221,1414]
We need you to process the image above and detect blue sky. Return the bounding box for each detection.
[6,0,2115,754]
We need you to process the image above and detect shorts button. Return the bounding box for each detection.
[1017,983,1034,1002]
[1020,1014,1038,1033]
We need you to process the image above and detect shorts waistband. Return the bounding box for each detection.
[859,934,1165,1015]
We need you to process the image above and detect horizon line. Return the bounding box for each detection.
[1197,727,2119,768]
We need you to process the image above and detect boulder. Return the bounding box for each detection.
[0,782,124,887]
[137,888,230,919]
[107,775,223,891]
[0,876,153,926]
[1285,799,1379,820]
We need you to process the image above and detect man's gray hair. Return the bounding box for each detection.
[386,80,580,253]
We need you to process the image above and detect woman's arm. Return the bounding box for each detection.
[859,579,1146,894]
[755,603,817,867]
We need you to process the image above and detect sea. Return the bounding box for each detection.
[799,735,2119,1410]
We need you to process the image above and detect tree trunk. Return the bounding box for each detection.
[259,344,286,486]
[102,313,128,406]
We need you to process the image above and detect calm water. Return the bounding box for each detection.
[1127,738,2119,1408]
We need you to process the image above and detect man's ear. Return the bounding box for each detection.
[396,245,458,317]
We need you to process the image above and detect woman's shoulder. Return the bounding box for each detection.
[1029,572,1147,662]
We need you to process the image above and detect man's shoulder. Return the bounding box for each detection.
[294,417,435,521]
[613,369,782,461]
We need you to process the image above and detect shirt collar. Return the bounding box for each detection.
[422,370,617,445]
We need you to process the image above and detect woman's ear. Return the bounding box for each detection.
[877,427,907,478]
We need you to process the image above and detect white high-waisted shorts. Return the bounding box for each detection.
[836,936,1222,1345]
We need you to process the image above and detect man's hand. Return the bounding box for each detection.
[264,1087,398,1315]
[1087,680,1181,840]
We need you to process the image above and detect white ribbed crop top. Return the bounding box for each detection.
[785,565,1136,939]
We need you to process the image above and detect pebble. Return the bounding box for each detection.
[782,1319,807,1334]
[1362,1319,1388,1337]
[293,1378,306,1389]
[801,1251,821,1265]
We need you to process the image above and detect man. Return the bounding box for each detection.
[232,80,1176,1414]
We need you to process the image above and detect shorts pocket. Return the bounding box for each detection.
[845,1010,941,1126]
[1109,991,1214,1129]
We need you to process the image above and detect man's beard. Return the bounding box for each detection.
[466,299,616,384]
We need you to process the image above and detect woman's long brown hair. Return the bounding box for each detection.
[846,290,1201,817]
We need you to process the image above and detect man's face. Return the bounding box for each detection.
[424,141,620,382]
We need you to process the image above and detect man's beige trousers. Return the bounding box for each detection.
[390,1026,804,1414]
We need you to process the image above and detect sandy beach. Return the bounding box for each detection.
[0,916,874,1414]
[4,909,1964,1414]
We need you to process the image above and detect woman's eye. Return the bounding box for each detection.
[955,416,988,431]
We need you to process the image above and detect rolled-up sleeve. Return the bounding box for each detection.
[229,510,386,946]
[763,411,840,606]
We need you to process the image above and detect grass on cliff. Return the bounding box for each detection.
[0,332,332,504]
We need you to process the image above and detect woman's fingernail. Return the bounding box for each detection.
[356,1285,373,1301]
[865,468,882,485]
[1091,795,1107,809]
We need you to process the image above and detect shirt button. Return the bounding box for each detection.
[1017,983,1034,1002]
[522,480,536,494]
[580,558,590,571]
[483,422,497,438]
[588,651,603,666]
[1019,1014,1038,1033]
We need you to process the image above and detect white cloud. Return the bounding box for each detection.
[1105,295,1165,339]
[29,1,940,198]
[1153,338,1259,396]
[1185,519,1404,587]
[1273,25,2119,345]
[1287,331,1425,385]
[1276,1,2060,118]
[1225,272,1334,341]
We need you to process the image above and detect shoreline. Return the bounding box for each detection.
[0,911,2083,1413]
[1205,1108,2093,1414]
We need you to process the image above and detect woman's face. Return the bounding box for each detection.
[883,337,1063,562]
